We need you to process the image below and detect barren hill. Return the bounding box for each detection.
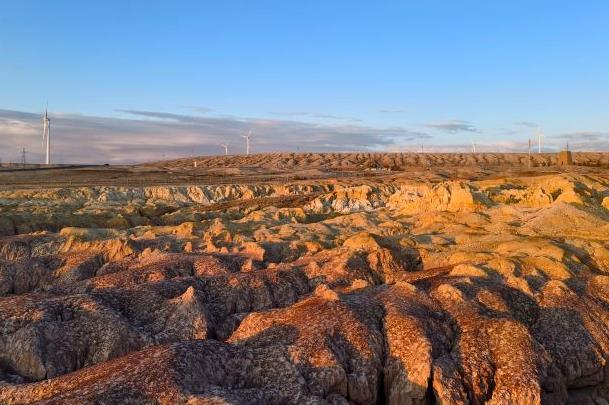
[1,159,609,403]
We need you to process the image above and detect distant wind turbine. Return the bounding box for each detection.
[220,144,229,155]
[471,140,476,153]
[537,127,544,153]
[42,104,51,165]
[242,131,252,155]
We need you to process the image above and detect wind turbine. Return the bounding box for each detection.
[471,140,477,153]
[242,131,252,155]
[537,127,544,154]
[42,104,51,165]
[220,144,229,156]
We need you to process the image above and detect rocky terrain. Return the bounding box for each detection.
[2,155,609,403]
[158,152,609,170]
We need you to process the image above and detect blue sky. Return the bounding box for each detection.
[1,1,609,162]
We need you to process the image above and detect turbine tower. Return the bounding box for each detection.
[537,128,544,154]
[221,144,229,155]
[242,131,251,155]
[42,105,51,165]
[471,141,476,153]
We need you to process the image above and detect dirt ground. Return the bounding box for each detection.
[1,151,608,190]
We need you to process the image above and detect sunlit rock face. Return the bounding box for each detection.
[2,164,609,404]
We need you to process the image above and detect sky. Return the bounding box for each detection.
[1,1,609,163]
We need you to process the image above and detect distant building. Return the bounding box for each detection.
[557,150,573,165]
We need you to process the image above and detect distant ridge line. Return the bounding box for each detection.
[146,151,609,170]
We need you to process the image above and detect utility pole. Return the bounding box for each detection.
[21,147,27,166]
[528,139,531,168]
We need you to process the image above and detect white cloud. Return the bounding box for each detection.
[0,109,432,164]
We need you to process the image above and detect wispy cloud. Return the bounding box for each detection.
[184,106,211,114]
[115,109,206,123]
[549,131,609,151]
[553,131,609,141]
[269,111,362,122]
[496,127,518,136]
[0,109,431,164]
[425,119,478,133]
[515,121,538,128]
[378,109,407,114]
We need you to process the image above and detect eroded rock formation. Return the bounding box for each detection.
[2,170,609,403]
